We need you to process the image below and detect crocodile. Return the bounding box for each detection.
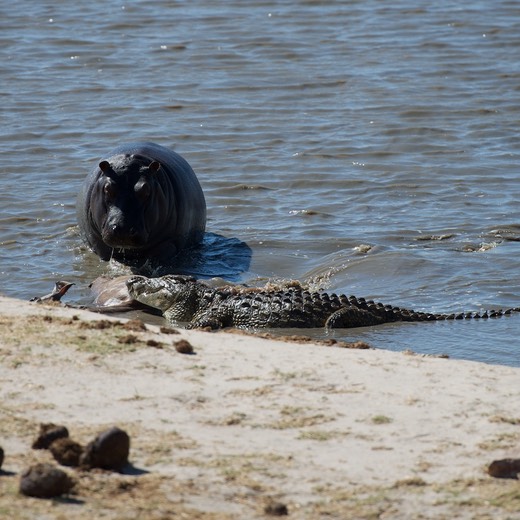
[126,275,520,330]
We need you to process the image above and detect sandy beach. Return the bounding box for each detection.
[0,295,519,519]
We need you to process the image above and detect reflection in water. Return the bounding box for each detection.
[111,232,252,280]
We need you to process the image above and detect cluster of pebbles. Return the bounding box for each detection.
[1,423,130,499]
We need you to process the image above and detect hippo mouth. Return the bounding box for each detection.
[101,225,149,250]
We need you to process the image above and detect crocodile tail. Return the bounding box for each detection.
[404,307,520,322]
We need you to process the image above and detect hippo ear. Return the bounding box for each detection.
[148,161,161,173]
[99,161,112,174]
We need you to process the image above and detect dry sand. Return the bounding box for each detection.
[0,295,519,519]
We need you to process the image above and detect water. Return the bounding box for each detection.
[1,1,520,366]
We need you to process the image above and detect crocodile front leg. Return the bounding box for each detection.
[186,308,234,330]
[324,306,386,329]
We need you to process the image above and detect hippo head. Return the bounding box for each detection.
[77,142,207,264]
[90,154,172,253]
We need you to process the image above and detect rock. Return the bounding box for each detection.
[123,318,147,332]
[146,339,163,348]
[159,326,179,334]
[19,463,74,498]
[32,423,69,450]
[264,501,289,516]
[174,339,194,354]
[49,438,84,467]
[487,458,520,479]
[80,427,130,470]
[0,446,4,470]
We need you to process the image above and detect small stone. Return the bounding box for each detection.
[32,423,69,449]
[123,319,147,331]
[264,501,289,516]
[80,427,130,471]
[118,334,138,344]
[174,339,194,354]
[49,438,84,467]
[146,339,164,348]
[159,326,179,334]
[487,458,520,479]
[0,446,4,470]
[19,463,74,498]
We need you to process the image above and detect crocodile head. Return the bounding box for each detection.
[126,275,201,321]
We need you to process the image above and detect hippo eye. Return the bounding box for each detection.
[135,180,151,202]
[103,180,117,199]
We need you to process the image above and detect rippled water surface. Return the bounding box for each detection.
[2,1,520,366]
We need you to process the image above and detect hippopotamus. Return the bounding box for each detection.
[76,142,206,265]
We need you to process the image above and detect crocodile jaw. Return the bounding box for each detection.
[126,275,176,312]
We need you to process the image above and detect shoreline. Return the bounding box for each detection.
[1,295,519,518]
